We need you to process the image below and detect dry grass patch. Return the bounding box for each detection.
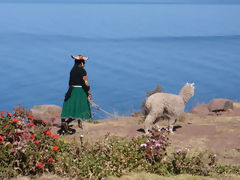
[107,172,239,180]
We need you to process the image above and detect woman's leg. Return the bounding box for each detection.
[60,118,68,133]
[66,118,74,125]
[78,119,83,129]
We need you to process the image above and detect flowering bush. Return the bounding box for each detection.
[0,106,68,178]
[140,127,170,164]
[168,149,211,175]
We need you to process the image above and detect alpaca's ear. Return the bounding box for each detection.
[190,83,195,89]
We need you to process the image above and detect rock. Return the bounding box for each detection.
[30,105,62,127]
[208,99,234,112]
[190,104,209,116]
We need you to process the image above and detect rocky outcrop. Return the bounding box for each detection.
[190,99,239,116]
[208,99,233,112]
[30,105,62,127]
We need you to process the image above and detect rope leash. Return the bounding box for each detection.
[90,101,114,117]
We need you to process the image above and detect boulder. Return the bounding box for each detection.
[30,105,62,127]
[208,99,233,112]
[190,104,209,116]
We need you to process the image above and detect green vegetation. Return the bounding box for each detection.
[0,106,239,179]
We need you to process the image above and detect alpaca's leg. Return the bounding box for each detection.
[168,119,173,133]
[168,117,177,133]
[144,114,154,133]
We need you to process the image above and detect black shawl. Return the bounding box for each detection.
[64,63,90,101]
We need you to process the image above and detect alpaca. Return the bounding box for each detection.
[144,83,195,133]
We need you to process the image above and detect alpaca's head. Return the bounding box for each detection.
[179,82,195,104]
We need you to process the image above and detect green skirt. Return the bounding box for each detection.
[61,87,91,120]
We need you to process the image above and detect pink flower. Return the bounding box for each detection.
[213,154,217,157]
[11,148,15,153]
[30,123,35,127]
[140,143,147,147]
[176,149,181,153]
[7,112,12,117]
[155,143,161,147]
[5,142,11,147]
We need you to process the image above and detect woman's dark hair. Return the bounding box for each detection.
[74,60,85,66]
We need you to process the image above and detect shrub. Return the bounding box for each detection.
[0,107,71,178]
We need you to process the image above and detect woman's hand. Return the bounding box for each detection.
[88,94,92,101]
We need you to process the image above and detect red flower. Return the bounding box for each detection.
[53,134,59,139]
[23,132,29,137]
[51,117,56,122]
[5,124,9,127]
[13,118,18,123]
[53,146,59,151]
[1,111,5,118]
[34,141,40,146]
[48,157,54,162]
[30,135,35,139]
[46,130,52,136]
[37,163,44,168]
[7,112,12,117]
[28,114,34,119]
[0,136,4,143]
[30,122,35,127]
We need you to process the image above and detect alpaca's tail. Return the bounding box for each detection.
[179,83,195,104]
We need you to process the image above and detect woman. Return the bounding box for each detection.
[60,54,92,134]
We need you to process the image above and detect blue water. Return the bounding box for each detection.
[1,1,240,119]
